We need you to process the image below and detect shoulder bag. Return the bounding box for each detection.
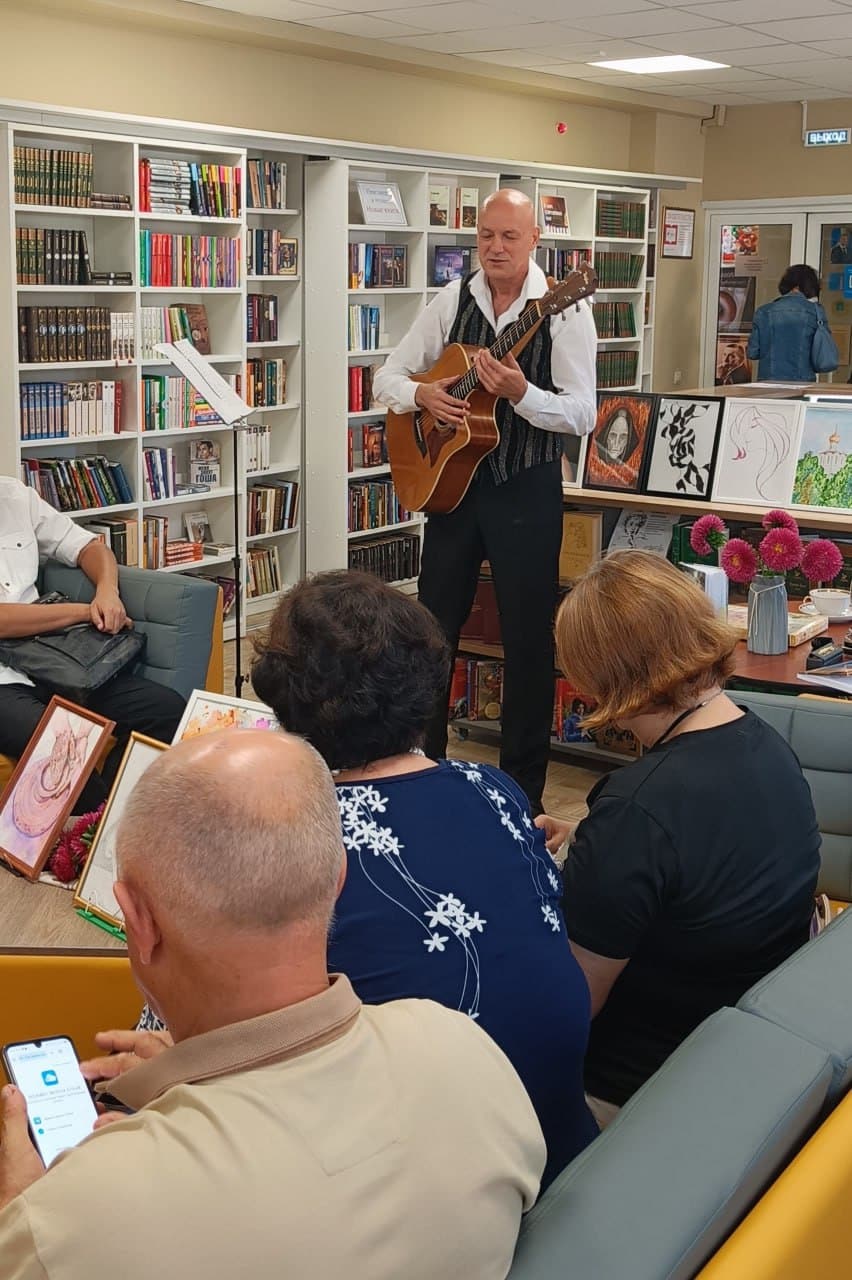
[812,311,840,373]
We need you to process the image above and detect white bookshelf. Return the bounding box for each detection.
[304,160,499,581]
[642,189,658,393]
[0,122,305,641]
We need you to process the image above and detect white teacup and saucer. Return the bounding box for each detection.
[799,589,852,623]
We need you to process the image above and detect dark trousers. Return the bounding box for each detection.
[418,461,563,814]
[0,674,186,813]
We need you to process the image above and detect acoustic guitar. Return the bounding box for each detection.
[386,264,597,514]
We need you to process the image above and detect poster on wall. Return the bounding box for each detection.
[715,336,753,386]
[721,225,759,266]
[662,207,695,259]
[718,275,756,333]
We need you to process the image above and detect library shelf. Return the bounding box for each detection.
[65,502,137,520]
[451,717,627,767]
[17,285,135,294]
[160,552,235,573]
[14,205,134,219]
[348,407,386,420]
[246,461,300,477]
[21,432,136,449]
[142,487,235,510]
[138,214,243,226]
[246,274,301,283]
[347,518,422,540]
[348,464,391,480]
[246,527,300,544]
[561,487,852,536]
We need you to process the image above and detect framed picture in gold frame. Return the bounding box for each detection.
[0,697,115,881]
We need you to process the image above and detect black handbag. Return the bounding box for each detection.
[0,596,146,700]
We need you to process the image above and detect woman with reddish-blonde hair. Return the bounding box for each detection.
[544,550,820,1127]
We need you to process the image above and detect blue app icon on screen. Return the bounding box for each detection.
[40,1070,58,1087]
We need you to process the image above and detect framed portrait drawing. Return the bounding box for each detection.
[644,396,724,501]
[74,733,167,933]
[0,697,115,880]
[583,393,656,493]
[712,397,805,507]
[791,402,852,512]
[561,433,588,488]
[171,690,279,744]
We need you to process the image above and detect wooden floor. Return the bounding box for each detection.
[227,627,601,822]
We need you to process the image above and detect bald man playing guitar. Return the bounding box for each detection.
[373,189,597,813]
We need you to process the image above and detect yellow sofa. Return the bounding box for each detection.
[0,954,140,1060]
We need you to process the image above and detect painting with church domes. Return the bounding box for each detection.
[792,403,852,512]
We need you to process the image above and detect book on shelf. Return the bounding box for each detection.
[141,515,169,569]
[214,576,237,617]
[204,540,236,557]
[348,243,407,289]
[594,252,644,288]
[138,158,241,218]
[247,294,278,343]
[347,364,377,412]
[533,246,590,279]
[20,380,123,440]
[540,195,570,234]
[184,510,212,543]
[559,511,603,583]
[592,301,637,339]
[348,304,381,352]
[553,678,595,744]
[82,516,138,567]
[348,422,387,471]
[596,349,639,389]
[456,187,478,230]
[141,372,238,432]
[14,146,94,207]
[247,480,299,535]
[16,227,96,286]
[90,194,132,211]
[725,606,830,647]
[348,476,409,532]
[432,245,472,286]
[246,357,286,407]
[17,307,134,363]
[245,424,272,472]
[595,198,645,239]
[246,228,297,276]
[139,304,211,359]
[164,539,204,567]
[246,159,287,210]
[188,439,221,487]
[448,658,503,721]
[429,184,451,227]
[348,531,421,583]
[138,230,240,288]
[184,304,211,355]
[21,455,132,512]
[247,544,282,599]
[142,446,178,501]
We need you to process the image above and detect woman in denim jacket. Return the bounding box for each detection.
[747,264,838,381]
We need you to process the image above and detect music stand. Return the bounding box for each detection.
[154,339,253,696]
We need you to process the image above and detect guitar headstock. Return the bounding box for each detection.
[539,264,598,316]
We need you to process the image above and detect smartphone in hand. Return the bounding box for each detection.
[2,1036,98,1166]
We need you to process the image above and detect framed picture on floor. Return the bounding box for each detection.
[73,732,167,933]
[583,392,656,493]
[643,396,724,501]
[171,689,279,744]
[712,397,805,506]
[0,697,115,881]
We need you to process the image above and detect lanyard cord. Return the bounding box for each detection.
[651,689,723,750]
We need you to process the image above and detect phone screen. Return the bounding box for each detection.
[3,1037,97,1166]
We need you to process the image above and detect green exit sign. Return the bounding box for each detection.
[805,128,850,147]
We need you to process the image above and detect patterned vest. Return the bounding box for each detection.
[447,272,561,486]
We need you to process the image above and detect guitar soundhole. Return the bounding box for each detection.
[414,411,456,461]
[413,411,428,459]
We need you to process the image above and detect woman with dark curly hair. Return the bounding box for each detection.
[250,570,597,1189]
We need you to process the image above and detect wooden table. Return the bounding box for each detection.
[682,382,851,399]
[730,622,850,694]
[0,871,125,954]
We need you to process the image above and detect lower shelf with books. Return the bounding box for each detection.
[450,718,629,768]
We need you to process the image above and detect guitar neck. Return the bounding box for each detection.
[452,300,543,400]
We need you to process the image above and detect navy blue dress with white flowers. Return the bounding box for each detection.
[331,758,597,1189]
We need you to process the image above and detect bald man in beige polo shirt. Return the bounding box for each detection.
[0,730,544,1280]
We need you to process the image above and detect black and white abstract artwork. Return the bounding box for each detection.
[644,396,724,500]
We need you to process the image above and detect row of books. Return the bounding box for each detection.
[142,446,178,501]
[246,293,278,343]
[348,422,387,472]
[247,481,299,535]
[138,158,242,218]
[83,514,138,566]
[138,231,241,288]
[533,246,591,278]
[16,227,94,286]
[246,229,297,277]
[348,531,421,583]
[20,380,124,440]
[595,198,645,239]
[246,159,287,211]
[163,539,204,568]
[552,681,640,756]
[428,184,478,230]
[245,357,286,407]
[245,424,272,473]
[348,243,408,289]
[596,349,639,389]
[246,545,282,599]
[594,251,644,288]
[141,374,235,432]
[139,304,211,360]
[348,304,381,352]
[14,146,94,207]
[348,364,377,412]
[17,307,134,364]
[592,301,637,339]
[348,477,409,532]
[432,245,476,287]
[21,455,133,512]
[140,516,169,569]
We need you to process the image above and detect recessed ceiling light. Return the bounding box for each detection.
[589,55,729,73]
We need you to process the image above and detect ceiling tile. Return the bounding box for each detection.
[487,0,657,15]
[684,0,848,20]
[633,25,785,49]
[746,12,852,37]
[196,0,346,14]
[523,38,669,57]
[372,1,529,30]
[724,41,828,62]
[388,20,601,48]
[752,57,852,77]
[293,10,427,33]
[806,36,852,52]
[568,8,723,34]
[462,48,568,63]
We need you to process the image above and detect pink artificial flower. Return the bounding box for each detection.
[690,514,726,557]
[801,538,844,586]
[762,508,799,533]
[46,804,106,883]
[759,527,803,573]
[721,538,758,585]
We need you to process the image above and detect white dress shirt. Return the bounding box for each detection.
[0,477,94,688]
[372,261,597,437]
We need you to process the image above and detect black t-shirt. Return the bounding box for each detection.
[562,710,821,1106]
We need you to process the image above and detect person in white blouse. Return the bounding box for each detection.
[373,188,597,812]
[0,477,185,811]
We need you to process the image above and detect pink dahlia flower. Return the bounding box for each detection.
[690,514,726,557]
[761,508,799,533]
[721,538,758,585]
[801,538,844,586]
[759,527,803,573]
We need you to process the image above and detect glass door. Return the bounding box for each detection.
[702,213,807,387]
[805,213,852,382]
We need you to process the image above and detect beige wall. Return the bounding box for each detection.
[704,100,852,202]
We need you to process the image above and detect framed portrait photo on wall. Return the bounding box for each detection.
[583,392,656,493]
[0,697,115,880]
